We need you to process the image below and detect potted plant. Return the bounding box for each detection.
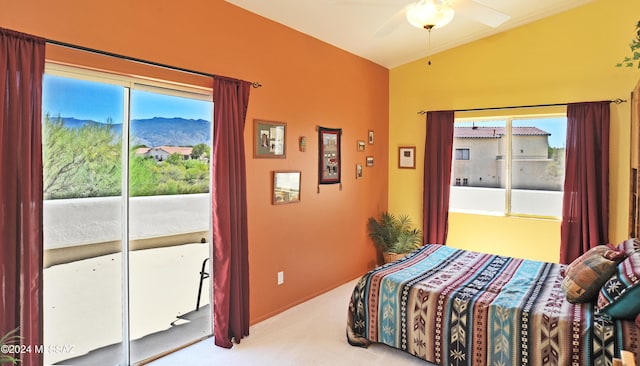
[0,327,21,365]
[367,212,422,263]
[617,20,640,68]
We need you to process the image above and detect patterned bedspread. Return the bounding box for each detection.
[346,244,640,366]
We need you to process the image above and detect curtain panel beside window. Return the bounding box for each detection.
[0,27,46,366]
[423,110,455,245]
[560,101,610,264]
[211,76,251,348]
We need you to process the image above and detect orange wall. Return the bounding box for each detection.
[1,1,389,323]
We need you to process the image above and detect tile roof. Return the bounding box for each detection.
[154,146,193,155]
[454,126,550,138]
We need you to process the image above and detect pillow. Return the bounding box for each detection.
[596,246,640,320]
[562,245,627,303]
[615,238,640,256]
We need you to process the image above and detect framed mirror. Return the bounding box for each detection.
[273,171,301,204]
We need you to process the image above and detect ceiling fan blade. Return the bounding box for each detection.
[374,3,412,37]
[456,0,510,28]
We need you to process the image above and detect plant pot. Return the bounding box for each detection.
[383,252,407,264]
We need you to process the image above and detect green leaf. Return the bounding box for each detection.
[617,21,640,69]
[367,211,422,254]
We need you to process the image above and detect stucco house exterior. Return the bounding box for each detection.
[135,146,193,162]
[451,126,564,191]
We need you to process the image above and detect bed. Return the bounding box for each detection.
[347,243,640,366]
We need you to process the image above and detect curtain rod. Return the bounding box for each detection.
[46,39,262,88]
[417,98,627,115]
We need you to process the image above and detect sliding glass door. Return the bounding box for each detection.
[42,65,212,365]
[128,87,212,363]
[42,73,126,365]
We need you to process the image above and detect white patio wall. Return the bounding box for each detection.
[44,193,210,250]
[450,186,562,217]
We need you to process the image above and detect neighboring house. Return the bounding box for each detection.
[452,126,564,190]
[135,146,193,162]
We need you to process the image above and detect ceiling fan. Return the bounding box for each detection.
[341,0,511,36]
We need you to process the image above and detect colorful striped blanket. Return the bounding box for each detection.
[346,244,640,366]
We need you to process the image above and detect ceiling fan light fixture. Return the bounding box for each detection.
[406,0,455,30]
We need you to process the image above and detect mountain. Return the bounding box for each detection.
[130,117,211,147]
[60,117,211,147]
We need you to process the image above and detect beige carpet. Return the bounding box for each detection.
[148,278,435,366]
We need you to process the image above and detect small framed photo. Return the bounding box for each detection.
[254,119,286,158]
[357,140,366,152]
[366,156,374,167]
[368,130,374,145]
[398,146,416,169]
[356,164,363,179]
[273,171,301,204]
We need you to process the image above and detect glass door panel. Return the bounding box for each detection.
[42,74,126,365]
[510,117,566,217]
[128,88,212,364]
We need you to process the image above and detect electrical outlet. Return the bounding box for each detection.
[277,271,284,285]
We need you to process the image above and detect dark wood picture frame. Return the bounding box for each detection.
[318,127,342,185]
[254,119,286,158]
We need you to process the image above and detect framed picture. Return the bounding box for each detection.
[368,130,375,145]
[398,146,416,169]
[318,127,342,185]
[366,156,374,167]
[254,119,286,158]
[272,171,301,204]
[357,140,366,152]
[356,164,363,179]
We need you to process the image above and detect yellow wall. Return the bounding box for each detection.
[389,0,640,263]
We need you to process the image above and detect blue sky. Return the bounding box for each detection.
[521,118,567,148]
[44,74,566,148]
[42,74,212,124]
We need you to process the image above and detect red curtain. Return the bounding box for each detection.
[0,28,45,366]
[211,76,251,348]
[423,110,455,244]
[560,102,610,264]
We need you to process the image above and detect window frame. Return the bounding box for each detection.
[455,148,470,160]
[450,113,566,220]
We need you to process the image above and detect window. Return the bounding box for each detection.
[42,64,213,365]
[449,115,566,218]
[455,148,470,160]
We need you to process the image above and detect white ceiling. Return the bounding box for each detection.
[225,0,594,68]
